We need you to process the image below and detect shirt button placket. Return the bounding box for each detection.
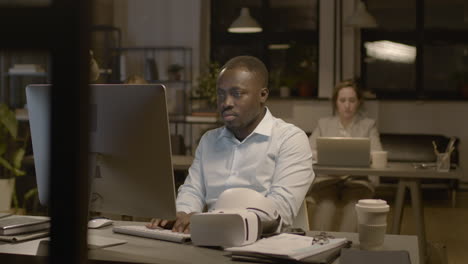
[226,144,239,186]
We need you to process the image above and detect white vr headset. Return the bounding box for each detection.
[190,188,282,247]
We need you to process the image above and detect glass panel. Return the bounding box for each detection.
[211,0,319,97]
[366,0,416,30]
[211,41,265,65]
[269,0,318,32]
[269,42,318,97]
[423,44,468,98]
[0,0,50,6]
[0,49,50,216]
[425,0,468,30]
[363,40,416,95]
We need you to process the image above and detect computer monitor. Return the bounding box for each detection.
[26,84,177,220]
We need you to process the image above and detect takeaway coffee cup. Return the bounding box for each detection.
[355,199,390,250]
[371,151,388,169]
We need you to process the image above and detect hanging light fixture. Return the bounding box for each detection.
[228,7,262,33]
[345,0,378,28]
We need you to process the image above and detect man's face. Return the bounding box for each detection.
[216,67,268,137]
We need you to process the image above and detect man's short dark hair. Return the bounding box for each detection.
[220,56,269,88]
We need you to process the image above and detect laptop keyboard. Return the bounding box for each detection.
[113,225,190,243]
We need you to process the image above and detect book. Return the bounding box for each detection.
[0,216,50,236]
[225,233,349,262]
[0,231,49,243]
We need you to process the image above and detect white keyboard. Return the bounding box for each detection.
[113,225,191,243]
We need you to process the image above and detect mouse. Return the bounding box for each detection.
[88,218,113,229]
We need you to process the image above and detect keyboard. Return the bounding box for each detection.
[113,225,191,243]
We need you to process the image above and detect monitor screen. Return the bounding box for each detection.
[26,84,177,220]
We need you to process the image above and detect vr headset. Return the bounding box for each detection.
[190,188,282,247]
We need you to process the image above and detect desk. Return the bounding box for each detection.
[0,220,419,264]
[314,162,461,263]
[172,155,193,171]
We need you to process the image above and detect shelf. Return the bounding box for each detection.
[117,46,191,51]
[7,72,48,77]
[147,80,191,84]
[15,108,29,121]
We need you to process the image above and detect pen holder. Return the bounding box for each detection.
[436,152,450,172]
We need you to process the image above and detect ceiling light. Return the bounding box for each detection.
[345,0,378,28]
[228,7,262,33]
[365,41,416,64]
[268,44,291,50]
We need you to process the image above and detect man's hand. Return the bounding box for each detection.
[146,212,196,234]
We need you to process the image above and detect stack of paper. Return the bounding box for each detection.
[225,233,349,263]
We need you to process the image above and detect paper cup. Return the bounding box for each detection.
[355,199,389,250]
[358,224,387,250]
[371,151,388,169]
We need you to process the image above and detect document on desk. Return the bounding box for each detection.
[225,233,348,261]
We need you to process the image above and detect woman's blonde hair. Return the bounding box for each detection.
[331,79,363,115]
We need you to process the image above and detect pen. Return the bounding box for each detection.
[432,141,439,155]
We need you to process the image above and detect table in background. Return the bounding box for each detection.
[314,161,461,263]
[0,220,419,264]
[172,155,193,171]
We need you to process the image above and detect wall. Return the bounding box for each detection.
[113,0,203,82]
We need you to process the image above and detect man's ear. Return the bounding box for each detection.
[260,87,269,103]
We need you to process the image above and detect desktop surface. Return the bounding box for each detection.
[313,161,461,179]
[0,220,420,264]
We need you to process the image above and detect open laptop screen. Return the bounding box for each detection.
[316,137,370,167]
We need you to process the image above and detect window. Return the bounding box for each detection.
[210,0,319,97]
[362,0,468,99]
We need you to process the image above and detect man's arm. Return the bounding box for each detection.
[175,133,207,214]
[267,128,314,226]
[147,134,209,233]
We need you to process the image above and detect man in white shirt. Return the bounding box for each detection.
[148,56,314,233]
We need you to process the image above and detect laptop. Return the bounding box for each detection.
[316,137,371,167]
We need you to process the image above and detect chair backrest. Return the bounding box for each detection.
[171,134,186,155]
[292,200,310,231]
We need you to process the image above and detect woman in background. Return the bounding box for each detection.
[308,79,383,232]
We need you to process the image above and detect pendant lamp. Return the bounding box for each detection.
[228,7,262,33]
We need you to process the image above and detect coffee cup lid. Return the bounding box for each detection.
[356,199,389,212]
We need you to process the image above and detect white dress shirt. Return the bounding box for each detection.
[176,108,314,226]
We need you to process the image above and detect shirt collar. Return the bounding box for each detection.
[217,107,274,141]
[334,113,362,131]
